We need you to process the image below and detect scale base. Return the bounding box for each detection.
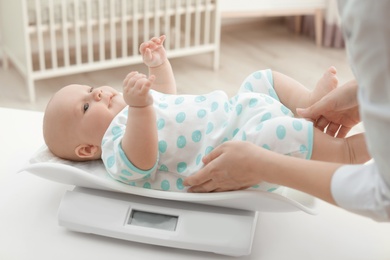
[58,187,258,256]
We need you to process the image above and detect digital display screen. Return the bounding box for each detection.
[127,210,178,231]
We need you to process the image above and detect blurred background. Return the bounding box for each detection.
[0,0,353,112]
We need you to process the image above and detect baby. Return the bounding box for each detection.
[43,35,370,192]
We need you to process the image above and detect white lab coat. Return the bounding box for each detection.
[331,0,390,221]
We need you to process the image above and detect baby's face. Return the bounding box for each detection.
[51,84,126,147]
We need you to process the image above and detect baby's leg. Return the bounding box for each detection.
[310,128,371,164]
[309,66,338,105]
[273,66,338,117]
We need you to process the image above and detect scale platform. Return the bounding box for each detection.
[59,187,258,257]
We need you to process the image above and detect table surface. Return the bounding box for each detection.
[1,107,389,260]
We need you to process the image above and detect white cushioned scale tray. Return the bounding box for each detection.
[20,145,317,214]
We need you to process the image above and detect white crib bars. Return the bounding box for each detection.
[0,0,221,102]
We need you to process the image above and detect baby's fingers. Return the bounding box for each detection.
[123,71,138,86]
[141,75,155,93]
[124,73,146,92]
[151,35,166,45]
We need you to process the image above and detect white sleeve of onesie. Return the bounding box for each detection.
[101,110,159,185]
[103,140,159,184]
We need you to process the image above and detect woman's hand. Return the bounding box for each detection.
[297,79,360,138]
[184,141,265,192]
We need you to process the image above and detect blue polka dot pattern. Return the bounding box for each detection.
[261,112,272,122]
[143,182,151,189]
[196,154,202,165]
[293,120,303,131]
[159,103,168,109]
[268,88,278,100]
[224,102,229,113]
[211,102,219,112]
[244,82,253,92]
[121,169,132,176]
[265,96,274,104]
[192,130,202,142]
[195,96,206,102]
[249,98,258,108]
[177,162,187,173]
[253,71,262,79]
[280,105,290,115]
[206,122,214,134]
[107,156,115,168]
[262,144,271,150]
[205,146,214,155]
[159,164,168,172]
[236,104,243,116]
[177,136,187,148]
[158,140,167,153]
[161,180,170,191]
[232,128,239,137]
[111,126,122,136]
[276,125,286,140]
[119,176,129,182]
[256,123,264,131]
[176,112,186,123]
[175,97,184,105]
[176,178,184,190]
[157,118,165,130]
[197,109,207,118]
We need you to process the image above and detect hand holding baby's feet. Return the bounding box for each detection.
[139,35,167,68]
[123,71,155,107]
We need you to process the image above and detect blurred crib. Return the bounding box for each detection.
[0,0,221,102]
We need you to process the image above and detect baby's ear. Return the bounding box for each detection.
[75,144,100,159]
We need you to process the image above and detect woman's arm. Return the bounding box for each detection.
[184,141,341,205]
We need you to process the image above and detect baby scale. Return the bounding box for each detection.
[22,146,317,257]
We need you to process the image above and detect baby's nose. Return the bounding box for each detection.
[93,89,103,101]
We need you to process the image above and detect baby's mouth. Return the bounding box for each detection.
[108,94,113,107]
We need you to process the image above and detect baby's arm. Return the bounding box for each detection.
[121,72,158,170]
[140,35,177,94]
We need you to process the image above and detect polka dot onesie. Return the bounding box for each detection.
[101,69,314,192]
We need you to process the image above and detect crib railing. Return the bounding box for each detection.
[1,0,221,102]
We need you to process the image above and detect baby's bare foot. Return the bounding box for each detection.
[310,66,338,104]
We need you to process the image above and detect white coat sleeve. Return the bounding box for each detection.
[333,0,390,221]
[332,163,390,221]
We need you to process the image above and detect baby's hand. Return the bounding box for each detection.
[123,72,155,107]
[139,35,167,68]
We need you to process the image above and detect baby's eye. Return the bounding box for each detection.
[83,103,89,113]
[89,87,94,93]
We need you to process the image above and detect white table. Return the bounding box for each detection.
[1,108,389,260]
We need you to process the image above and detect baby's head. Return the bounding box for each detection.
[43,84,126,161]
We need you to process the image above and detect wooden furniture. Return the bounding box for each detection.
[220,0,326,47]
